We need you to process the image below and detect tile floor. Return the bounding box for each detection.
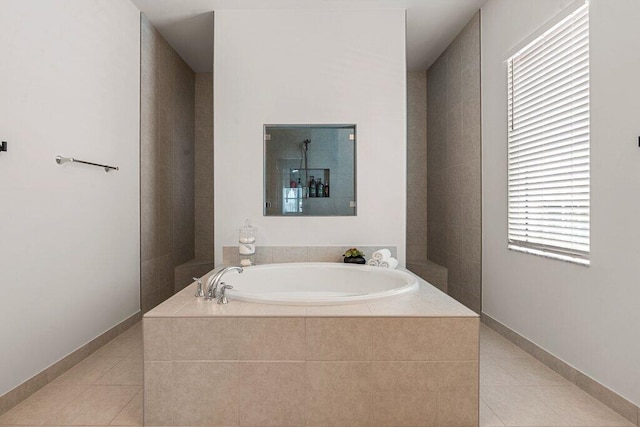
[0,321,634,426]
[0,322,143,426]
[479,325,633,427]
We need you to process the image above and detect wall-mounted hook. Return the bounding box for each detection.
[0,141,7,152]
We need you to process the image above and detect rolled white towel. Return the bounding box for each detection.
[367,259,380,267]
[380,257,399,269]
[372,248,391,262]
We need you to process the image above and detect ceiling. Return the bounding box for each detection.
[131,0,486,72]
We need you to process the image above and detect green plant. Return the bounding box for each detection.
[343,248,364,258]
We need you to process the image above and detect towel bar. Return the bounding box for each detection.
[55,155,118,172]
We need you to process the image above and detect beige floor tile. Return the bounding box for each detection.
[52,356,122,386]
[109,389,143,426]
[482,385,569,426]
[494,357,566,386]
[92,336,140,359]
[125,345,143,360]
[0,384,88,425]
[95,358,143,386]
[119,322,142,341]
[49,385,141,425]
[481,358,521,386]
[480,399,505,426]
[530,385,635,426]
[480,330,531,359]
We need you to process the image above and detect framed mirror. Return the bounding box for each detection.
[264,124,356,216]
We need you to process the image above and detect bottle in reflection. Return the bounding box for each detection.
[316,178,324,198]
[309,176,316,197]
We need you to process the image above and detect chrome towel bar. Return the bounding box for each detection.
[55,155,119,172]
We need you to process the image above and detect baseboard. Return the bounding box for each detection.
[481,313,639,425]
[0,311,142,416]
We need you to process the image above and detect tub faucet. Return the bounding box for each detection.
[205,266,243,301]
[193,277,205,298]
[217,284,233,305]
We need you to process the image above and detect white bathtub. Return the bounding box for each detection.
[222,262,419,305]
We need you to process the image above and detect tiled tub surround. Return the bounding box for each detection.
[143,271,479,426]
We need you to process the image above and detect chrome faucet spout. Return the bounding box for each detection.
[205,266,243,300]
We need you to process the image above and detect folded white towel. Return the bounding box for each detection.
[367,259,380,267]
[372,249,391,262]
[380,257,399,269]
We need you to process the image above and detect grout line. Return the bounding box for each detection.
[46,383,93,425]
[480,396,507,427]
[106,385,142,426]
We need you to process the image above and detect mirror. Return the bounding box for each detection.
[264,124,356,216]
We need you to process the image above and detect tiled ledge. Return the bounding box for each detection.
[482,313,640,426]
[223,245,397,265]
[174,258,214,293]
[406,258,448,293]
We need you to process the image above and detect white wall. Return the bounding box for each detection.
[0,0,140,395]
[214,9,407,265]
[482,0,640,405]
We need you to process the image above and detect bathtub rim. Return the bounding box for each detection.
[224,262,420,306]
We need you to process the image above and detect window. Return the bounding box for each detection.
[507,2,590,265]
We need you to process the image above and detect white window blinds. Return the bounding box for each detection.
[507,2,590,265]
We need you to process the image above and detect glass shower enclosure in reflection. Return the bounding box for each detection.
[264,124,356,216]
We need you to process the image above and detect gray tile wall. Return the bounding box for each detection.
[194,73,214,263]
[406,71,428,263]
[140,15,196,313]
[427,12,481,312]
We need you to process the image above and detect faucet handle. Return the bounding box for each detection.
[193,277,205,298]
[217,283,234,305]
